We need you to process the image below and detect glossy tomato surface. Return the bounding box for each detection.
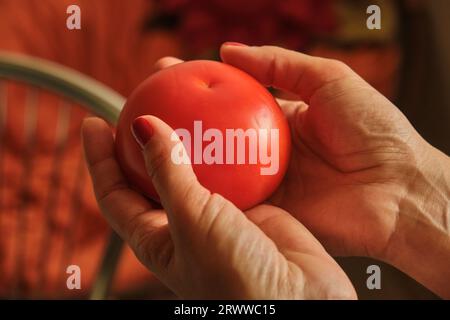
[115,60,291,210]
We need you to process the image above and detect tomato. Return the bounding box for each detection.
[115,60,291,210]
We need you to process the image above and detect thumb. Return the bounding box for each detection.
[131,115,211,228]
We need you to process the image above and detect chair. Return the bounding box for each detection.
[0,51,124,299]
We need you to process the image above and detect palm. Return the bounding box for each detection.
[130,202,353,299]
[271,79,418,257]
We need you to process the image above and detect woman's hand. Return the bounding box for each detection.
[81,115,356,299]
[220,44,450,298]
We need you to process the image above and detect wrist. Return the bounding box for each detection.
[382,143,450,298]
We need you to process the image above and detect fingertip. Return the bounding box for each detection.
[133,115,179,145]
[81,117,100,151]
[81,116,109,137]
[131,116,155,149]
[220,42,252,63]
[221,42,249,51]
[153,56,184,72]
[81,116,97,136]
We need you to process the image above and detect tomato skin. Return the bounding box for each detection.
[115,60,291,210]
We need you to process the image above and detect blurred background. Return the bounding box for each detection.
[0,0,448,299]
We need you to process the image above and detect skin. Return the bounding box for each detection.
[82,44,450,299]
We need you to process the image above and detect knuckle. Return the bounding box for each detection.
[183,179,209,204]
[267,52,277,80]
[199,193,241,245]
[261,44,278,51]
[90,157,129,202]
[170,180,211,220]
[326,59,352,74]
[260,45,285,84]
[125,212,147,245]
[96,182,128,205]
[263,49,279,87]
[199,193,231,224]
[142,232,173,271]
[128,217,170,270]
[202,193,227,214]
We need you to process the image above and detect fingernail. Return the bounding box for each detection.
[132,117,154,149]
[223,41,248,47]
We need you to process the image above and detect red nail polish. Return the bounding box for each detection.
[223,41,248,47]
[132,117,153,148]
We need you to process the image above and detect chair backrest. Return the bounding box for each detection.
[0,51,124,299]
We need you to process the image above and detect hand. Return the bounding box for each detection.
[220,44,450,298]
[81,116,356,299]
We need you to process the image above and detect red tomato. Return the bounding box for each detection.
[115,60,291,210]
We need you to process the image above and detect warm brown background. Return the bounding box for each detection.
[0,0,448,299]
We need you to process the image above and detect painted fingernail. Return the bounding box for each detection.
[132,117,154,149]
[223,41,248,47]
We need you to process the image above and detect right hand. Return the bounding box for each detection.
[220,44,450,298]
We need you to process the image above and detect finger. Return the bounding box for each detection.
[153,56,184,72]
[244,205,357,299]
[272,98,309,143]
[220,44,358,102]
[276,98,308,118]
[131,115,211,228]
[245,205,327,257]
[81,117,168,243]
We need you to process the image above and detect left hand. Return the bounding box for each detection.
[82,103,356,299]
